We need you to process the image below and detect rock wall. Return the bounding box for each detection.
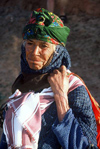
[0,0,100,16]
[66,0,100,16]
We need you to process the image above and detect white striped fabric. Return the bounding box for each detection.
[3,70,84,149]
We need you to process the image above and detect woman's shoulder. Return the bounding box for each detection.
[68,85,93,113]
[68,85,90,102]
[12,73,24,93]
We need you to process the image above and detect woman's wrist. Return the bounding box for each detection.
[54,94,70,122]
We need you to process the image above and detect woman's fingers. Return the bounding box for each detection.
[49,65,69,79]
[59,65,67,73]
[59,65,68,78]
[59,65,70,78]
[48,65,70,84]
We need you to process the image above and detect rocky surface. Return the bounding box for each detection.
[0,0,100,139]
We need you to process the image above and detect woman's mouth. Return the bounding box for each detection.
[28,59,42,63]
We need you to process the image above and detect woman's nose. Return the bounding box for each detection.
[32,45,40,55]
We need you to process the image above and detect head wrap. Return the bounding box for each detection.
[22,8,70,47]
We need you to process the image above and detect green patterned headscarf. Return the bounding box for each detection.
[22,8,70,47]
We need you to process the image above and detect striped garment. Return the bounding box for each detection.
[3,71,84,149]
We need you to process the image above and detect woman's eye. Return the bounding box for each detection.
[42,44,48,48]
[27,42,33,45]
[28,43,32,45]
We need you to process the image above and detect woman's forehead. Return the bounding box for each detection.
[27,39,47,43]
[26,39,56,46]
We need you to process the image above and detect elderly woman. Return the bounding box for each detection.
[0,8,98,149]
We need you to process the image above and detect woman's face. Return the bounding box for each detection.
[25,39,56,70]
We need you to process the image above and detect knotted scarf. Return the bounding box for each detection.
[22,8,70,47]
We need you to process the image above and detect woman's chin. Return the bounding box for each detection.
[29,64,42,70]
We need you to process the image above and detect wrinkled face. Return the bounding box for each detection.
[25,39,56,70]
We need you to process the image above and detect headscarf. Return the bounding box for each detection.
[22,8,70,47]
[21,44,71,74]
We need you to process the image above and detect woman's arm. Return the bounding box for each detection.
[52,108,89,149]
[68,85,97,147]
[48,65,97,148]
[48,65,70,122]
[52,86,98,149]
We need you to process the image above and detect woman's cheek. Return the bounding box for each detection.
[25,52,29,61]
[43,53,50,61]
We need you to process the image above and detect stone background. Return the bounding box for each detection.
[0,0,100,139]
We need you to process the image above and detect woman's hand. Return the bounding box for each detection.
[48,65,70,122]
